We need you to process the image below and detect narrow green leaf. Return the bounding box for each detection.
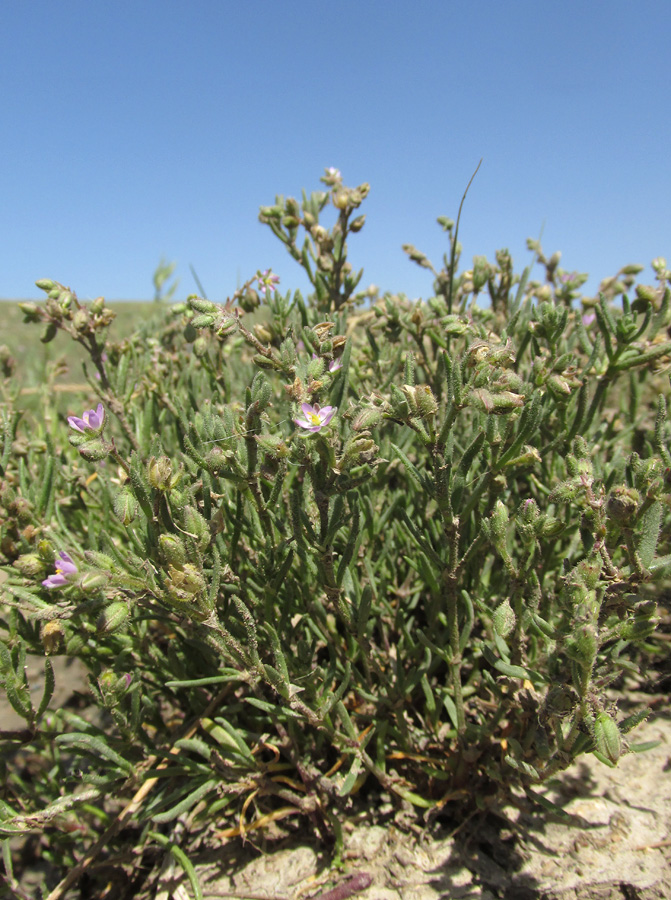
[524,788,573,823]
[504,754,539,780]
[482,644,547,684]
[147,831,204,900]
[636,500,661,569]
[335,700,357,740]
[338,756,362,797]
[55,733,135,775]
[391,443,427,491]
[629,740,661,753]
[151,778,218,824]
[35,658,55,720]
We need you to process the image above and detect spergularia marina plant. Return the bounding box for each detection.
[1,170,669,898]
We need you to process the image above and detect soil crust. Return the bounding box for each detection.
[1,656,669,899]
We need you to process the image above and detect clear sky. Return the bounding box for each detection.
[2,1,669,303]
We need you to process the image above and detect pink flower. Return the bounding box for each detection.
[67,403,105,435]
[582,313,596,327]
[294,403,337,433]
[256,270,280,295]
[42,551,78,589]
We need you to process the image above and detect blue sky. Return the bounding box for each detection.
[2,1,669,303]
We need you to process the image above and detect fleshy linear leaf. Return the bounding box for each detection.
[150,778,219,823]
[636,500,661,569]
[35,657,55,720]
[338,756,363,797]
[148,831,204,900]
[55,733,135,775]
[482,644,547,685]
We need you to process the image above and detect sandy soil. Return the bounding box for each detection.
[187,714,671,900]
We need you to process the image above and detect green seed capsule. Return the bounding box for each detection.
[593,711,622,764]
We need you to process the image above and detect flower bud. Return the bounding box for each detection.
[311,224,328,244]
[78,440,111,461]
[541,516,565,537]
[35,278,58,292]
[183,506,210,552]
[352,407,383,431]
[190,314,215,329]
[400,384,419,414]
[472,256,490,292]
[634,284,658,305]
[565,624,598,666]
[189,296,218,314]
[254,324,274,344]
[390,384,411,418]
[519,498,540,524]
[193,336,209,358]
[547,375,572,397]
[350,214,366,233]
[18,302,41,320]
[165,563,206,600]
[91,296,105,314]
[547,251,562,273]
[72,308,89,332]
[114,487,139,525]
[215,317,237,338]
[159,533,187,567]
[240,289,260,313]
[10,496,33,521]
[490,500,509,542]
[96,601,130,633]
[13,553,45,578]
[285,196,300,217]
[414,385,438,419]
[80,571,109,592]
[148,456,174,492]
[493,599,516,638]
[205,445,231,472]
[40,322,58,344]
[253,354,279,370]
[66,632,85,655]
[308,356,326,379]
[332,190,349,210]
[256,433,289,460]
[402,244,431,268]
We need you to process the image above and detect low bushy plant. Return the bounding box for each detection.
[1,168,670,897]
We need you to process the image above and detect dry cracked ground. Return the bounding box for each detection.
[1,654,670,900]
